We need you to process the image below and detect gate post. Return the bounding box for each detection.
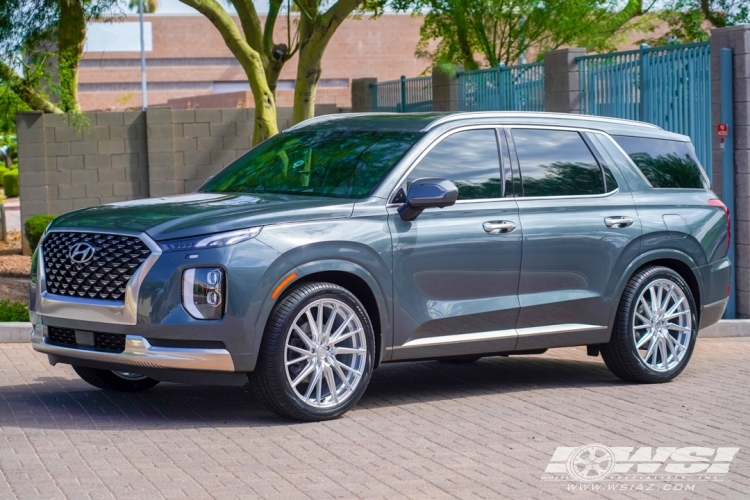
[544,47,586,113]
[351,78,377,112]
[432,67,460,112]
[711,25,750,319]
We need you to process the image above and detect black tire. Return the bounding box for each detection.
[252,282,375,421]
[73,366,160,392]
[601,266,698,384]
[437,355,483,364]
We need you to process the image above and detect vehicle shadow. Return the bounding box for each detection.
[2,356,623,430]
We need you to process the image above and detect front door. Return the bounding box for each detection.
[388,128,522,360]
[506,127,642,350]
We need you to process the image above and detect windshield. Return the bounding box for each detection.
[200,129,422,199]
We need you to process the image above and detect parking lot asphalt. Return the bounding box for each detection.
[0,338,748,499]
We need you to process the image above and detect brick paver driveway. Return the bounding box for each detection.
[0,338,748,499]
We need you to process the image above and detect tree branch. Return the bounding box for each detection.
[701,0,727,27]
[0,60,63,113]
[229,0,264,54]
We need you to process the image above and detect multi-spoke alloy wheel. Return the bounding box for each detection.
[632,279,692,372]
[285,299,367,408]
[601,266,698,384]
[253,282,375,421]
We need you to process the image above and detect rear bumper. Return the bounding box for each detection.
[30,324,235,372]
[699,298,728,331]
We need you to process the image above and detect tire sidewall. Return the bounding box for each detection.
[270,286,375,420]
[624,269,698,381]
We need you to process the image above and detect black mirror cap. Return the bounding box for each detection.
[398,178,458,221]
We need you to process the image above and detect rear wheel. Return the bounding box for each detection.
[601,266,697,383]
[252,282,375,421]
[73,366,160,392]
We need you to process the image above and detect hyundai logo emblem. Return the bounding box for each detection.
[69,242,96,265]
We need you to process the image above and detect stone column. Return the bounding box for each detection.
[432,67,460,112]
[351,78,377,112]
[544,48,586,113]
[711,25,750,318]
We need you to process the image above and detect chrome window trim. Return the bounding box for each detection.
[388,323,607,350]
[34,228,162,326]
[31,325,235,372]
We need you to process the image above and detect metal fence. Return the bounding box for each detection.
[371,75,433,112]
[578,42,712,176]
[458,62,545,112]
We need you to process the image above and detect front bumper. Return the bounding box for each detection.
[31,324,235,372]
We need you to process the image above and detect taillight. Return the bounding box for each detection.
[709,198,731,253]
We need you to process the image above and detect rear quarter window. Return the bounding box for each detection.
[613,136,709,189]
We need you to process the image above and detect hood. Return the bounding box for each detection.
[49,193,355,241]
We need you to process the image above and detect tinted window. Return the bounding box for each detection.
[407,129,502,200]
[202,130,421,199]
[613,136,708,189]
[512,129,604,197]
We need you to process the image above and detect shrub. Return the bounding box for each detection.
[0,166,9,186]
[3,169,18,197]
[0,299,29,322]
[24,214,56,253]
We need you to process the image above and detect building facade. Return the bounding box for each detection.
[79,13,427,111]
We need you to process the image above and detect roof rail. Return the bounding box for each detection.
[422,111,663,131]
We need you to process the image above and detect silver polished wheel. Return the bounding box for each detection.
[632,278,692,372]
[284,298,367,409]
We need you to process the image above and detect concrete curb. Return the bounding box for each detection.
[0,322,32,343]
[1,320,749,343]
[699,319,750,338]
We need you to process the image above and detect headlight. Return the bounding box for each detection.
[160,227,262,252]
[183,268,225,320]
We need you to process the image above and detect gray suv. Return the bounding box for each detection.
[29,112,731,421]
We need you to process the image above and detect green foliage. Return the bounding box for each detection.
[24,214,56,253]
[2,168,18,196]
[0,299,29,322]
[0,165,9,186]
[393,0,653,69]
[642,1,750,45]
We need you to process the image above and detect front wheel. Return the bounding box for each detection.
[252,282,375,421]
[601,266,698,383]
[73,366,160,392]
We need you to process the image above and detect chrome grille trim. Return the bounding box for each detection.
[33,229,162,326]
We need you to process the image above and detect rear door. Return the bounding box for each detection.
[388,127,522,360]
[507,127,643,349]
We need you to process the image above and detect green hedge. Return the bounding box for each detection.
[0,299,29,322]
[0,166,9,187]
[2,169,18,197]
[24,214,57,253]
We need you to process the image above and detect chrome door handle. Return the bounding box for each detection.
[483,221,516,234]
[604,216,634,228]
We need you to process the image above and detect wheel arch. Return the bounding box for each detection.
[607,249,703,341]
[251,259,391,370]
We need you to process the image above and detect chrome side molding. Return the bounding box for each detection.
[392,323,607,350]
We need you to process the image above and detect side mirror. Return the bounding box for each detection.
[398,177,458,221]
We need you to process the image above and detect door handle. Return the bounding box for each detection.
[604,216,634,228]
[483,221,516,234]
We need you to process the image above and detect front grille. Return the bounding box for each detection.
[47,326,126,353]
[42,232,151,301]
[48,327,76,346]
[147,338,226,349]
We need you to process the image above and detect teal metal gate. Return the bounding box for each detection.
[577,42,711,176]
[458,62,545,112]
[371,76,433,112]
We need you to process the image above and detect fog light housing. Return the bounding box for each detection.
[182,268,225,320]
